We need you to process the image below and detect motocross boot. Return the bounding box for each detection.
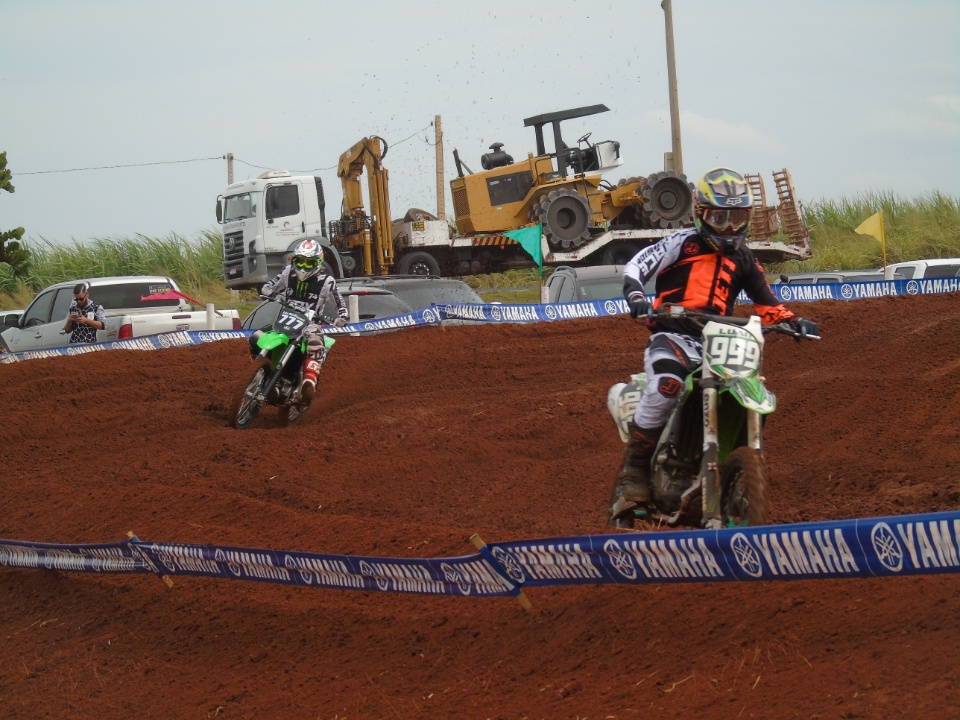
[300,358,321,401]
[607,423,662,528]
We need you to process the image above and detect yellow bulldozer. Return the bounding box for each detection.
[449,104,696,252]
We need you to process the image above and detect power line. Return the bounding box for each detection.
[277,122,436,173]
[19,156,224,175]
[19,122,436,176]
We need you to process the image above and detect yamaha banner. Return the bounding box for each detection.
[3,511,958,600]
[767,276,960,303]
[3,277,958,363]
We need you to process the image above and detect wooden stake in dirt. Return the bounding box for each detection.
[470,533,532,611]
[127,531,174,589]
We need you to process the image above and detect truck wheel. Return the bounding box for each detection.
[601,242,639,266]
[531,188,591,251]
[397,251,441,276]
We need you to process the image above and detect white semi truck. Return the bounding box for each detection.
[216,171,345,290]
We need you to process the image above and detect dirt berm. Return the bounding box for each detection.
[2,292,959,719]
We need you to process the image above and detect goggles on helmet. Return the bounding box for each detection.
[702,207,750,233]
[294,257,318,270]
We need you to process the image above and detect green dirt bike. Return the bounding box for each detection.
[230,297,336,430]
[607,305,819,530]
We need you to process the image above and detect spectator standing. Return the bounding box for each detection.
[63,282,106,344]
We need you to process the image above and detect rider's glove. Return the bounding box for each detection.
[790,316,819,337]
[334,317,347,327]
[626,291,652,319]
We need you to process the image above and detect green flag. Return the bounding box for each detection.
[505,224,543,274]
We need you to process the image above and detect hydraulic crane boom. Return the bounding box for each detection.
[334,136,394,275]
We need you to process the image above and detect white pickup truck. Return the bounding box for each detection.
[0,275,240,354]
[883,258,960,280]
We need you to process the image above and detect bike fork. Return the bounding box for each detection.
[258,345,295,401]
[700,378,722,528]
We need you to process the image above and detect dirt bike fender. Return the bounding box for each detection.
[257,331,291,352]
[725,377,776,414]
[607,374,648,442]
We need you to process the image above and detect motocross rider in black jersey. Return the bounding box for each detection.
[608,167,819,528]
[252,239,348,399]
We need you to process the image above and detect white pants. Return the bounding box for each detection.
[633,332,702,430]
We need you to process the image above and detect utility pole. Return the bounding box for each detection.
[225,152,234,184]
[434,116,445,220]
[661,0,683,175]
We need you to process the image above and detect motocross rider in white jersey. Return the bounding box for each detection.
[254,239,348,399]
[608,167,819,528]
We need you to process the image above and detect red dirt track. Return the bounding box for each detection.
[2,292,960,719]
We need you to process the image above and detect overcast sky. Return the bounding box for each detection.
[2,0,958,246]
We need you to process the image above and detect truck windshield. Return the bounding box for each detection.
[223,192,260,222]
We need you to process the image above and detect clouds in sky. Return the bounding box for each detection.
[1,0,957,245]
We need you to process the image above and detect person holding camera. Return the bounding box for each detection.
[63,282,106,344]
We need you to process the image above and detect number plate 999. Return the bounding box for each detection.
[705,334,760,372]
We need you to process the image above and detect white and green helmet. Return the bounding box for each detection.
[291,239,325,282]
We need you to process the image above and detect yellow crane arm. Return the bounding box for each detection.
[336,136,394,275]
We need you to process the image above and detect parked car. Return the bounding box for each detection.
[545,265,655,304]
[1,276,240,353]
[336,275,485,325]
[338,275,484,310]
[241,287,414,331]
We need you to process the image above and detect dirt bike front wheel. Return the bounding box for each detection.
[720,446,770,527]
[230,358,272,430]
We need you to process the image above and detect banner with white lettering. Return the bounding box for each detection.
[6,279,958,364]
[0,309,444,364]
[762,277,960,304]
[3,511,958,597]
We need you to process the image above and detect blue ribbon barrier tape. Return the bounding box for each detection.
[3,511,958,599]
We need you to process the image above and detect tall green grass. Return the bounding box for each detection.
[773,191,960,273]
[0,230,242,309]
[1,192,957,310]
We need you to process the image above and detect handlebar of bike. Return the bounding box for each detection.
[259,295,339,327]
[643,304,820,341]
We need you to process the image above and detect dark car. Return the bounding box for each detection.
[545,265,655,304]
[337,275,484,310]
[241,287,414,331]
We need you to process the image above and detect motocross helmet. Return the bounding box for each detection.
[291,239,325,282]
[693,167,753,254]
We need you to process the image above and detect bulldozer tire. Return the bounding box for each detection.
[532,188,591,251]
[397,251,441,276]
[642,171,695,229]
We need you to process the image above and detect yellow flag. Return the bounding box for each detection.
[855,211,884,243]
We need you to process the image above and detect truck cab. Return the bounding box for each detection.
[217,171,343,289]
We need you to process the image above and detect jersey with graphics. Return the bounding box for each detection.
[624,228,794,336]
[261,266,348,321]
[67,299,107,344]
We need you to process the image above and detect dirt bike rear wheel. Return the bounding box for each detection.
[230,358,271,430]
[720,446,770,526]
[278,396,311,427]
